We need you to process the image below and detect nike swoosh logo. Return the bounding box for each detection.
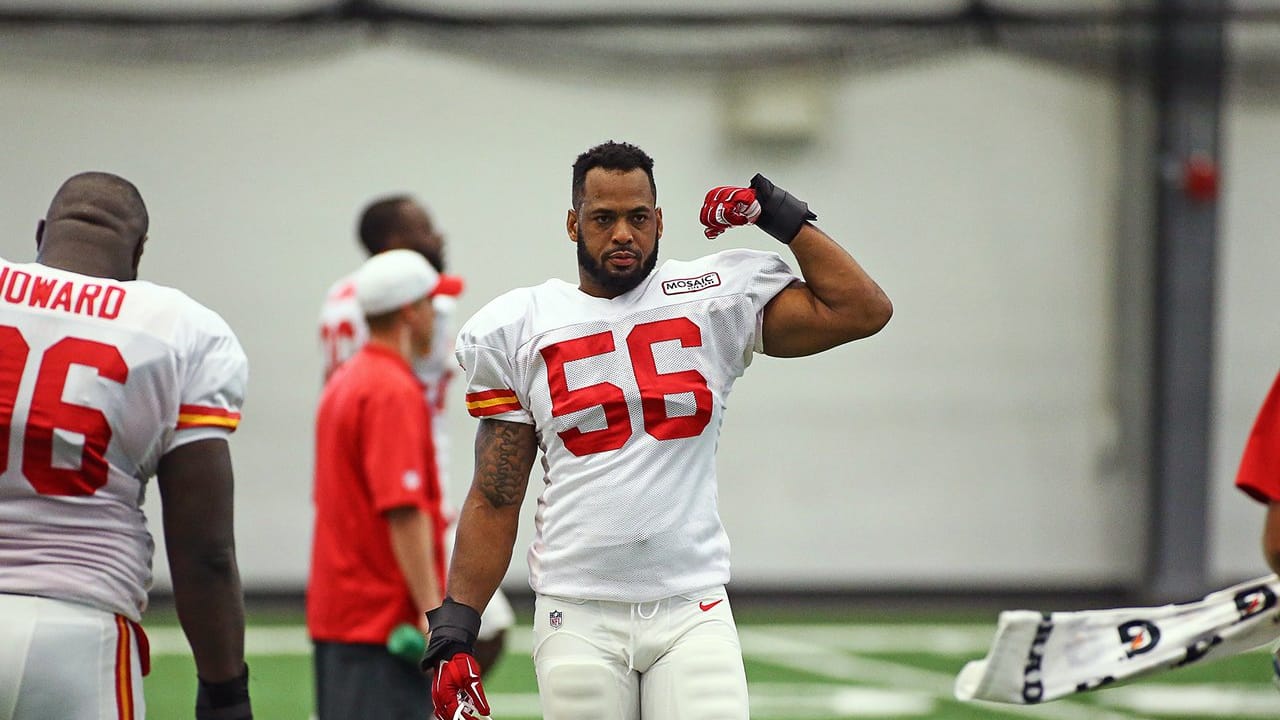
[699,599,723,612]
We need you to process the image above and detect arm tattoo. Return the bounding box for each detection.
[475,420,535,508]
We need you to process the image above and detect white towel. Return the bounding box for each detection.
[954,574,1280,704]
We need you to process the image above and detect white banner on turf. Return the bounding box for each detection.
[956,574,1280,704]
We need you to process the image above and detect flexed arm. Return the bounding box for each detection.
[760,221,893,357]
[700,174,893,357]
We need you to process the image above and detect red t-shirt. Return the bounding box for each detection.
[307,344,448,644]
[1237,371,1280,504]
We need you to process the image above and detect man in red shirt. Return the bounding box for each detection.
[308,249,450,719]
[1236,371,1280,576]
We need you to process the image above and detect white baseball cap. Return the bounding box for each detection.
[353,249,441,316]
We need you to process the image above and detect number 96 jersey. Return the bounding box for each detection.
[456,249,795,602]
[0,258,248,621]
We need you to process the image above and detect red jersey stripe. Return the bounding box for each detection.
[178,404,240,418]
[465,388,521,417]
[176,415,241,430]
[466,395,519,409]
[468,401,522,417]
[114,615,135,720]
[176,404,242,431]
[128,619,151,676]
[465,388,518,403]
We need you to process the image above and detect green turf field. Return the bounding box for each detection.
[142,611,1280,719]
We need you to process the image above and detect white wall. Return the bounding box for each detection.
[0,34,1216,593]
[1209,48,1280,584]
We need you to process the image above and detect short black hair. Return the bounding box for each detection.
[571,141,656,211]
[357,195,411,255]
[51,171,149,240]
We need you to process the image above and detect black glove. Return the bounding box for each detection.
[420,596,482,671]
[195,665,252,720]
[750,173,817,244]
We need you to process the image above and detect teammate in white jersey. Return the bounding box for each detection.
[0,173,252,720]
[318,195,512,673]
[424,141,893,720]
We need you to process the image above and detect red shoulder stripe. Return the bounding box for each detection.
[465,388,521,417]
[176,405,242,431]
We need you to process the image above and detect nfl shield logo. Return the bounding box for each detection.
[549,610,563,630]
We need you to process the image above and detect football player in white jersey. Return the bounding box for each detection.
[423,142,893,720]
[318,196,513,674]
[0,173,252,720]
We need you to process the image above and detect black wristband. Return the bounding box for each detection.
[750,173,817,244]
[196,665,252,720]
[420,597,482,671]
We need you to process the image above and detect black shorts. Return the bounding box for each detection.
[313,641,432,720]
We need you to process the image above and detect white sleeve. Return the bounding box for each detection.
[742,251,799,355]
[455,324,533,426]
[166,305,249,452]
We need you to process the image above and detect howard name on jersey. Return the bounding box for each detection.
[0,258,248,621]
[456,249,796,602]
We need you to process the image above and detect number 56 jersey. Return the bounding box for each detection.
[456,248,796,602]
[0,258,248,621]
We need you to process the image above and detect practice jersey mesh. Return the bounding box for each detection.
[0,258,247,621]
[457,249,796,602]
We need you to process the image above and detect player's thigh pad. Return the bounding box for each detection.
[641,602,748,720]
[477,588,515,641]
[0,594,144,720]
[532,595,637,720]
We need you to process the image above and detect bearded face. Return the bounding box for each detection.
[568,168,663,299]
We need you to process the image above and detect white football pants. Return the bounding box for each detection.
[532,587,749,720]
[0,594,147,720]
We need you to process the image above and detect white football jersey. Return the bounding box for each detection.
[0,257,248,621]
[456,249,797,602]
[319,272,462,485]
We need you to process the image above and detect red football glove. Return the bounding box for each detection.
[699,186,761,239]
[432,652,491,720]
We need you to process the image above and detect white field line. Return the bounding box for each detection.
[747,683,934,717]
[759,624,1000,655]
[147,624,945,718]
[1100,685,1280,717]
[737,627,1155,720]
[303,685,1280,720]
[144,622,997,656]
[479,686,937,719]
[147,626,312,656]
[475,685,939,719]
[148,622,1271,720]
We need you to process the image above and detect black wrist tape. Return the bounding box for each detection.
[420,597,482,671]
[750,173,817,244]
[196,665,252,720]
